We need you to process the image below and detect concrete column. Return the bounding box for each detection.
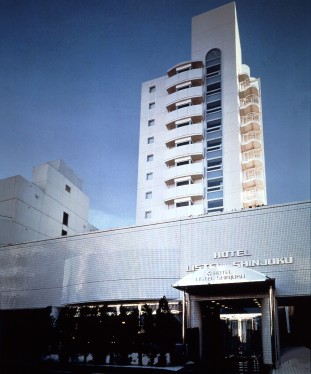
[261,296,273,365]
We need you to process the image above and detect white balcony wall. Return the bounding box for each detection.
[166,68,203,90]
[164,183,204,202]
[165,143,204,164]
[166,104,203,125]
[165,122,203,143]
[164,162,204,183]
[166,86,203,107]
[163,204,204,220]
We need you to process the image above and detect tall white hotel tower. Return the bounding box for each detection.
[136,2,267,224]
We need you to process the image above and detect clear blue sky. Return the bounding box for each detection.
[0,0,310,230]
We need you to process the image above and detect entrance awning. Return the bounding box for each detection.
[172,265,273,295]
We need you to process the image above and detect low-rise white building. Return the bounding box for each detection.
[0,160,96,245]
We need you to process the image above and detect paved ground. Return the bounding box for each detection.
[272,346,310,374]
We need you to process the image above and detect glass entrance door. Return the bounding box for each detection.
[201,298,264,373]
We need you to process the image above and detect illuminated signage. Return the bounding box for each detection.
[173,265,267,288]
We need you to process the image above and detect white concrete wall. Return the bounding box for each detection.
[192,2,243,211]
[0,201,309,309]
[136,76,168,224]
[0,161,92,245]
[136,2,250,224]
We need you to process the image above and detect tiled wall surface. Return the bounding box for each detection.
[0,202,310,309]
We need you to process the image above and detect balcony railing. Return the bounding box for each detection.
[243,188,265,207]
[240,94,260,107]
[239,78,259,92]
[240,113,260,125]
[244,168,263,181]
[241,131,262,144]
[243,168,264,188]
[240,113,261,133]
[242,149,262,163]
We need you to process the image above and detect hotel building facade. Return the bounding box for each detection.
[0,3,309,372]
[136,2,266,224]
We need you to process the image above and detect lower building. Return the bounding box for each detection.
[0,201,310,370]
[0,160,96,246]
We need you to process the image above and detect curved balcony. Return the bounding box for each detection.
[243,188,265,208]
[166,67,204,92]
[243,168,264,188]
[164,162,204,185]
[242,149,263,170]
[238,64,250,82]
[241,130,262,152]
[166,86,203,110]
[166,104,203,128]
[240,113,261,133]
[164,183,204,205]
[239,78,259,99]
[165,143,204,166]
[164,204,204,219]
[240,95,260,115]
[165,122,203,147]
[167,60,203,76]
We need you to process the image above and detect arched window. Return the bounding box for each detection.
[206,48,221,61]
[206,49,221,77]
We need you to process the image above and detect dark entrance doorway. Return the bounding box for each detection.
[200,298,264,373]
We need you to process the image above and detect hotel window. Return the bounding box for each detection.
[149,86,156,93]
[208,199,223,210]
[176,201,192,207]
[207,118,221,132]
[145,191,152,199]
[148,119,155,127]
[207,178,223,191]
[176,102,191,109]
[65,184,71,193]
[206,100,221,113]
[176,180,191,187]
[146,172,153,180]
[176,158,191,166]
[206,64,221,78]
[61,229,67,236]
[177,122,190,129]
[149,102,155,109]
[207,158,222,171]
[176,141,190,147]
[176,63,191,74]
[176,81,191,91]
[206,82,221,95]
[147,154,154,162]
[207,138,222,151]
[145,211,152,219]
[62,212,69,226]
[147,137,154,144]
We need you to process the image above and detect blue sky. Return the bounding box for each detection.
[0,0,310,230]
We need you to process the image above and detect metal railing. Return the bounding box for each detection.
[240,94,260,107]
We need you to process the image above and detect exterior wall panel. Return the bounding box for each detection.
[0,202,310,310]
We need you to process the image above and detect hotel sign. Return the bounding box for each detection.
[186,251,293,272]
[173,265,267,289]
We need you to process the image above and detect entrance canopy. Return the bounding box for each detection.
[173,265,272,293]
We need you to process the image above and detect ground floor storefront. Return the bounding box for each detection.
[0,202,310,373]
